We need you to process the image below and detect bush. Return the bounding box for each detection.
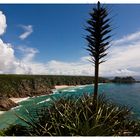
[2,124,30,136]
[2,94,140,136]
[0,131,5,136]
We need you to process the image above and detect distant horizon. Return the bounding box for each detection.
[1,73,140,78]
[0,4,140,76]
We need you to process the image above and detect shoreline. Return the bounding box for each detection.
[10,97,30,104]
[0,111,5,115]
[8,84,90,104]
[9,85,78,104]
[54,85,76,89]
[9,85,74,103]
[0,84,87,114]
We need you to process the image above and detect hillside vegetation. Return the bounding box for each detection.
[0,74,108,98]
[0,74,108,111]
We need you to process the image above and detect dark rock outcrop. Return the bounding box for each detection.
[0,97,18,111]
[112,76,136,83]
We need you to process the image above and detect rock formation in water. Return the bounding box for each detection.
[112,76,136,83]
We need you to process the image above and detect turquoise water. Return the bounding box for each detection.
[1,83,140,129]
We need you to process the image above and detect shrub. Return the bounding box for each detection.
[2,124,30,136]
[2,94,140,136]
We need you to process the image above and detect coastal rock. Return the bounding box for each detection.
[0,97,18,111]
[0,75,109,101]
[16,79,53,97]
[3,79,53,98]
[112,76,136,83]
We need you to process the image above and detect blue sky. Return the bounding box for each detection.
[0,4,140,76]
[1,4,94,62]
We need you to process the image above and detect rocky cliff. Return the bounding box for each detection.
[0,77,53,98]
[0,74,109,111]
[0,76,54,111]
[0,97,18,111]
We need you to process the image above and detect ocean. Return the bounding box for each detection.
[0,83,140,129]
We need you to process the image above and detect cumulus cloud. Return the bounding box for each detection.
[99,31,140,76]
[0,11,16,73]
[0,39,36,75]
[113,31,140,46]
[1,29,140,76]
[17,46,38,62]
[0,12,35,74]
[33,30,140,76]
[13,58,93,75]
[0,11,7,35]
[45,60,93,75]
[2,29,140,76]
[0,39,16,73]
[19,25,33,40]
[1,10,140,76]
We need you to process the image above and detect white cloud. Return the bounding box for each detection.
[1,10,140,76]
[13,29,140,76]
[2,29,140,76]
[80,56,91,62]
[112,31,140,46]
[99,31,140,76]
[13,58,93,75]
[0,12,36,74]
[0,11,7,35]
[0,39,17,73]
[45,60,93,75]
[17,46,38,62]
[19,25,33,40]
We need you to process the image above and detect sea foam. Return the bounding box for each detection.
[37,98,51,105]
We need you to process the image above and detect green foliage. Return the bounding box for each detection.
[0,130,5,136]
[86,1,111,64]
[1,124,29,136]
[2,95,140,136]
[0,74,108,98]
[86,1,112,97]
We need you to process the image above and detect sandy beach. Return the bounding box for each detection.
[10,97,30,103]
[55,85,75,89]
[8,86,70,104]
[0,111,5,115]
[0,85,79,116]
[9,85,77,103]
[0,97,29,116]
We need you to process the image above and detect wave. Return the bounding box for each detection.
[53,90,59,94]
[68,89,76,92]
[11,105,22,110]
[19,97,30,102]
[53,84,105,94]
[37,98,51,105]
[61,89,69,92]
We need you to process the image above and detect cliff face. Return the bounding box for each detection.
[0,77,53,98]
[0,97,18,111]
[9,79,53,98]
[0,77,53,111]
[0,74,109,111]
